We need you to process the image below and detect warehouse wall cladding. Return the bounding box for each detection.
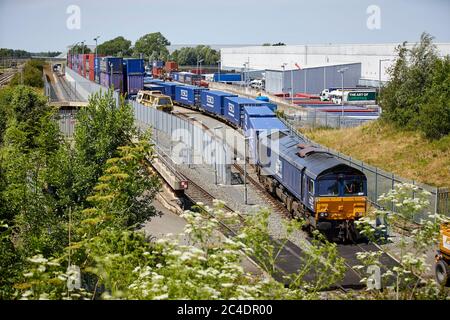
[264,63,362,95]
[220,43,450,83]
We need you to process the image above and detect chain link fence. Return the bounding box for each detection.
[280,117,449,219]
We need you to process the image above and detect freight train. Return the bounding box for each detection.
[66,53,368,242]
[142,79,368,242]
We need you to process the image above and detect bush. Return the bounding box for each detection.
[380,33,450,140]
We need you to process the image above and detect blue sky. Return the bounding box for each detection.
[1,0,449,52]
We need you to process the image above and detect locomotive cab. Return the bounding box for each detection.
[312,166,367,241]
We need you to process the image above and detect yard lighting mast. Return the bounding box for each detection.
[337,67,348,117]
[94,36,100,60]
[213,126,223,185]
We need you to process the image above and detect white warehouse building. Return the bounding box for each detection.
[220,43,450,86]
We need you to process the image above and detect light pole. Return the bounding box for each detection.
[378,58,390,91]
[94,36,100,60]
[242,63,247,88]
[188,116,195,168]
[337,67,348,117]
[291,68,294,104]
[109,62,113,89]
[243,136,252,205]
[217,59,221,82]
[213,126,223,185]
[281,63,287,96]
[81,40,85,55]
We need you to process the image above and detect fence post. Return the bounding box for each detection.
[375,167,378,203]
[391,173,395,212]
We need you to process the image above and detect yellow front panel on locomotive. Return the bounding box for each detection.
[315,196,367,220]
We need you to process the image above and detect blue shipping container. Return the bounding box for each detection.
[123,58,145,74]
[223,97,264,126]
[213,73,242,82]
[200,90,238,116]
[126,74,144,95]
[158,82,179,99]
[245,117,289,162]
[94,57,101,72]
[262,102,278,112]
[174,85,208,106]
[100,57,123,73]
[243,106,275,132]
[144,84,165,92]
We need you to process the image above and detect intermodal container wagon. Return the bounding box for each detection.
[200,90,237,116]
[223,97,265,126]
[174,85,208,106]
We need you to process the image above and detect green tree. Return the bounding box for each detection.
[9,59,45,88]
[96,36,132,56]
[133,32,171,60]
[379,33,449,139]
[72,91,136,205]
[170,45,219,66]
[419,56,450,139]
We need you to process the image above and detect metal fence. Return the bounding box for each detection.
[280,117,449,218]
[131,100,232,184]
[58,109,78,138]
[285,109,377,129]
[210,82,378,129]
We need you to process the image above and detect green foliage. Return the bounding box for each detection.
[170,45,219,66]
[9,60,45,88]
[380,33,450,139]
[355,183,450,299]
[0,48,31,58]
[0,222,23,299]
[97,37,132,57]
[73,91,136,204]
[70,44,91,54]
[133,32,170,60]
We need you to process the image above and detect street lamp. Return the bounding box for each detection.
[213,126,223,185]
[188,116,196,168]
[109,62,113,89]
[337,67,349,117]
[243,136,252,205]
[281,63,287,96]
[81,40,86,55]
[378,58,390,91]
[94,36,100,60]
[217,59,221,82]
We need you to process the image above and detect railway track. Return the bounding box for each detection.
[170,103,402,290]
[0,72,16,86]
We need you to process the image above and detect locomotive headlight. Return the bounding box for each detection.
[319,212,328,218]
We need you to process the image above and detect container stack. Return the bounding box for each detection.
[100,57,123,92]
[152,60,165,78]
[164,61,178,73]
[81,54,88,78]
[123,58,145,96]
